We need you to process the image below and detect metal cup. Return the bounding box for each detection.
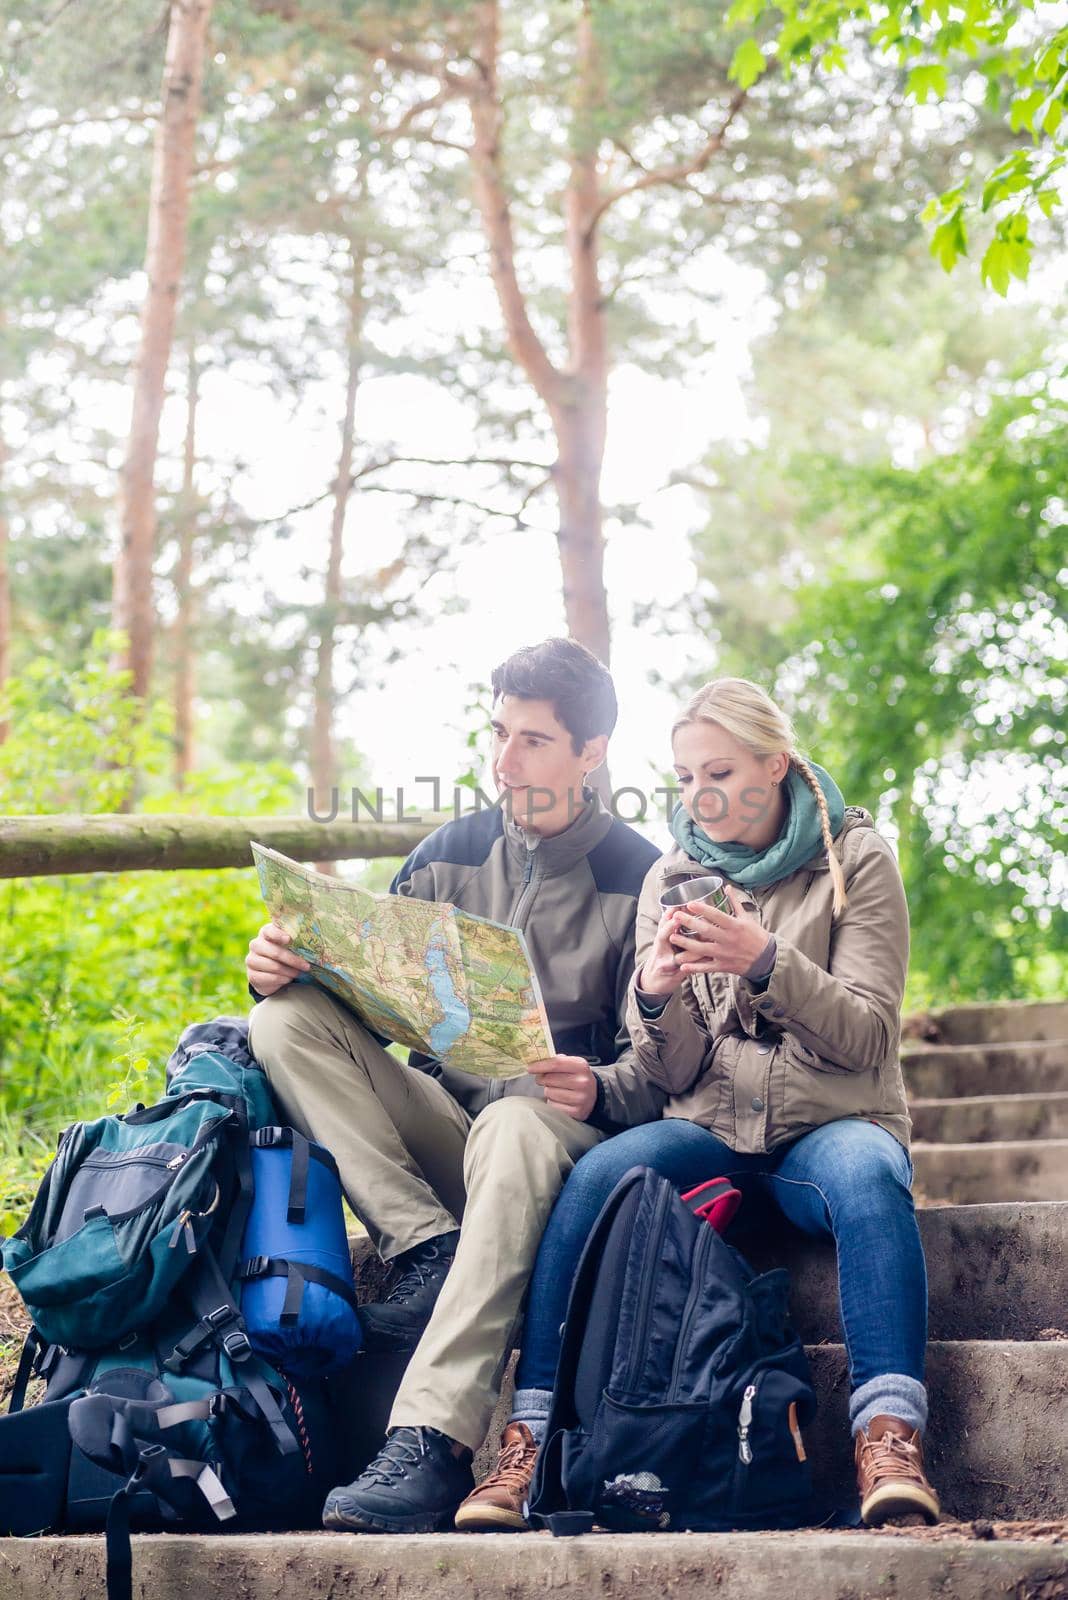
[659,873,733,937]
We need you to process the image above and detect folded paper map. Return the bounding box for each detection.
[251,843,553,1079]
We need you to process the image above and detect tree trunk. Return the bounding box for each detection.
[550,405,610,665]
[0,420,10,746]
[112,0,214,707]
[310,250,365,871]
[553,3,611,666]
[468,0,612,665]
[172,343,200,788]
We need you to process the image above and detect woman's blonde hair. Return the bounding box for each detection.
[672,677,848,916]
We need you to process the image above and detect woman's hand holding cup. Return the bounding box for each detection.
[637,907,692,997]
[672,883,769,978]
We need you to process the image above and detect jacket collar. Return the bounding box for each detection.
[503,787,614,877]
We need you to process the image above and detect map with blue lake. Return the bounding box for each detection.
[252,843,553,1077]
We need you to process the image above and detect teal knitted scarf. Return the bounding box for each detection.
[670,761,846,889]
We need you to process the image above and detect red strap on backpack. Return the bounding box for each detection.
[680,1176,742,1234]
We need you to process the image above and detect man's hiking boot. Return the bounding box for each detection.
[855,1415,940,1526]
[322,1425,474,1533]
[359,1228,461,1353]
[454,1421,539,1531]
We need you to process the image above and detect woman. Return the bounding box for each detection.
[456,677,939,1532]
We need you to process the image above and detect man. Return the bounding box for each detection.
[246,637,662,1533]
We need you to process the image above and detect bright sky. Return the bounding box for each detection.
[182,246,775,846]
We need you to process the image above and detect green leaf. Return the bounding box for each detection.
[980,238,1011,294]
[729,37,768,88]
[1009,89,1044,133]
[1041,97,1064,137]
[1035,44,1063,83]
[907,63,949,102]
[929,204,968,272]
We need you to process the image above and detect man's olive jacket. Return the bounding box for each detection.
[392,793,664,1129]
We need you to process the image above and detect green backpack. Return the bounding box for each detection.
[4,1047,274,1355]
[1,1032,337,1600]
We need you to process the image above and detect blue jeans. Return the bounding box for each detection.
[515,1117,927,1396]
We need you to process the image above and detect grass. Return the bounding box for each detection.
[0,1274,34,1409]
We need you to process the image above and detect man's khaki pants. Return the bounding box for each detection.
[247,984,602,1451]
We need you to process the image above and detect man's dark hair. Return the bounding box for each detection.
[490,638,618,753]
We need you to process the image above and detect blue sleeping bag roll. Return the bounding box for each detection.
[238,1127,362,1379]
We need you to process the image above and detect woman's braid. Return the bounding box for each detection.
[791,754,848,916]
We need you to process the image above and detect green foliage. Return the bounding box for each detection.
[725,0,1067,289]
[0,643,301,1233]
[779,391,1067,1002]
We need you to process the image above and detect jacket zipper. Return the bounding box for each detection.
[622,1182,672,1393]
[510,848,540,930]
[668,1222,714,1399]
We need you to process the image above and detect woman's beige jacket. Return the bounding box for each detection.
[624,806,912,1153]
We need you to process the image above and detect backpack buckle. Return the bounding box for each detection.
[222,1330,252,1362]
[130,1442,167,1484]
[251,1126,287,1148]
[241,1256,269,1280]
[206,1305,237,1330]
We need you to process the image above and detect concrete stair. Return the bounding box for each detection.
[4,1528,1067,1600]
[900,1002,1068,1206]
[2,997,1066,1596]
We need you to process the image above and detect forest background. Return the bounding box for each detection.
[0,0,1065,1232]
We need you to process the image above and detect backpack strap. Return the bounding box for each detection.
[7,1327,43,1414]
[163,1244,251,1371]
[248,1127,339,1225]
[679,1177,742,1235]
[102,1414,235,1600]
[544,1511,597,1537]
[238,1256,360,1323]
[217,1099,254,1280]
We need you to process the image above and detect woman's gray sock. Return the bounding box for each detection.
[849,1373,928,1437]
[509,1386,553,1446]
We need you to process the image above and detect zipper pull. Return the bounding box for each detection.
[522,854,534,886]
[168,1209,196,1252]
[737,1383,756,1464]
[167,1209,191,1248]
[166,1151,188,1169]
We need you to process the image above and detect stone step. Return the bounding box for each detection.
[332,1340,1067,1525]
[910,1140,1068,1204]
[903,998,1068,1045]
[909,1090,1068,1143]
[4,1528,1068,1600]
[355,1203,1068,1346]
[733,1201,1068,1343]
[806,1340,1067,1522]
[900,1038,1067,1098]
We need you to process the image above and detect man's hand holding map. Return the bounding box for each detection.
[251,843,554,1079]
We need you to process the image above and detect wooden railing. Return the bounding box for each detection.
[0,816,439,879]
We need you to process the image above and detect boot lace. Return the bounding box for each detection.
[861,1431,926,1490]
[361,1427,438,1487]
[383,1242,451,1305]
[491,1431,538,1493]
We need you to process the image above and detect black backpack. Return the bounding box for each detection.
[528,1165,817,1535]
